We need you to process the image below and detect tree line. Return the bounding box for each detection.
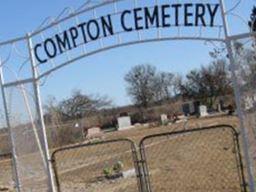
[124,55,233,110]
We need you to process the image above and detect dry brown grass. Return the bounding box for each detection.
[0,115,249,192]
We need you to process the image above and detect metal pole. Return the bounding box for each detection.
[18,82,48,169]
[26,33,56,192]
[0,63,21,192]
[219,1,255,191]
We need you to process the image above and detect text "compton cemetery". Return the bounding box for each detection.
[34,3,220,64]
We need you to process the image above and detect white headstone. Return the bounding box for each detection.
[161,114,168,125]
[244,96,254,110]
[217,104,222,112]
[199,105,208,117]
[118,116,132,130]
[74,122,80,128]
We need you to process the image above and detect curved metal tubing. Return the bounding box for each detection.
[37,36,225,80]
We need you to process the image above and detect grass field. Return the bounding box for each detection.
[0,115,250,192]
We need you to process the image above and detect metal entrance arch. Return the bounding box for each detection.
[0,0,255,191]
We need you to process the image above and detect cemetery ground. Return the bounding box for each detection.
[0,115,250,192]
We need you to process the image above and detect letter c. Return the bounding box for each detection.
[121,10,133,32]
[34,44,47,64]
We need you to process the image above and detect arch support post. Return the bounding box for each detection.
[27,33,56,192]
[219,0,255,191]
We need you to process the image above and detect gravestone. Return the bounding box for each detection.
[244,96,254,110]
[182,101,200,116]
[74,122,79,128]
[217,104,222,112]
[83,127,102,139]
[161,114,168,125]
[87,127,101,137]
[193,101,200,115]
[182,103,190,116]
[199,105,208,117]
[189,102,195,114]
[118,116,133,130]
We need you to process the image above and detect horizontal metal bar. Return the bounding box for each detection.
[38,36,225,80]
[227,31,256,41]
[0,1,124,45]
[139,124,238,147]
[51,138,136,158]
[0,36,27,47]
[30,0,125,37]
[2,78,34,88]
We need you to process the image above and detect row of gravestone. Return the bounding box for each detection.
[182,101,210,117]
[78,104,212,135]
[117,105,209,130]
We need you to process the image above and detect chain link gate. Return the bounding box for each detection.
[51,125,247,192]
[51,139,143,192]
[139,125,247,192]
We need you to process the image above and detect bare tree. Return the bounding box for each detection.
[44,91,112,146]
[44,96,64,147]
[125,64,177,107]
[179,59,232,108]
[172,74,183,96]
[45,90,112,121]
[153,72,175,103]
[57,90,112,120]
[233,42,256,92]
[125,64,156,108]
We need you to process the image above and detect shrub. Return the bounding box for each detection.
[103,167,112,177]
[113,161,124,174]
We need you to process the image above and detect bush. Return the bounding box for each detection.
[103,167,112,177]
[103,161,124,178]
[130,112,145,124]
[113,161,124,174]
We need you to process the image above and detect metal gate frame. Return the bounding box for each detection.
[51,125,247,192]
[139,125,247,192]
[51,138,144,192]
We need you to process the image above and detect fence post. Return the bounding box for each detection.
[26,33,56,192]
